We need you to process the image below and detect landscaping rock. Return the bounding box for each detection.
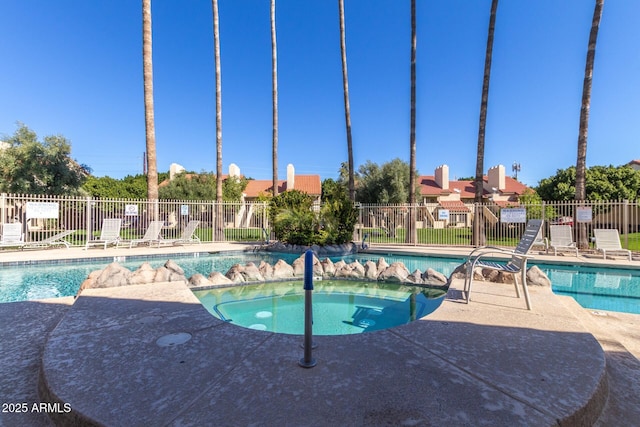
[321,258,336,277]
[364,260,378,279]
[225,264,246,283]
[378,262,410,282]
[527,265,551,287]
[258,261,274,280]
[422,268,448,286]
[272,259,294,279]
[189,274,211,287]
[208,271,234,285]
[241,262,264,282]
[128,262,156,285]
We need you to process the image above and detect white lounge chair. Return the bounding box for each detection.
[463,219,544,310]
[593,229,631,261]
[24,230,76,249]
[0,223,25,249]
[547,225,578,256]
[158,220,200,246]
[125,220,164,248]
[85,219,122,250]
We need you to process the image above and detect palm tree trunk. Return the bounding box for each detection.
[142,0,158,207]
[576,0,604,249]
[271,0,279,197]
[338,0,355,203]
[473,0,499,247]
[406,0,417,244]
[212,0,225,241]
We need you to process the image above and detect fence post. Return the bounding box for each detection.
[85,197,92,245]
[623,199,629,249]
[1,193,6,226]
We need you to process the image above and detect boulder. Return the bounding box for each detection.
[335,260,365,279]
[128,262,157,285]
[208,271,234,285]
[272,259,294,279]
[321,258,336,277]
[526,265,551,287]
[376,258,389,276]
[95,262,131,288]
[189,274,211,287]
[241,262,264,282]
[258,261,274,280]
[407,269,423,283]
[422,268,448,286]
[364,260,378,280]
[164,259,185,276]
[225,264,246,283]
[377,262,410,282]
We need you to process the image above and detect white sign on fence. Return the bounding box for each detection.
[181,205,189,216]
[438,209,449,221]
[26,202,59,219]
[125,204,139,216]
[500,208,527,223]
[576,206,593,223]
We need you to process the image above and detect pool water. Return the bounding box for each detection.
[1,251,639,316]
[0,252,461,304]
[545,265,640,314]
[193,280,447,335]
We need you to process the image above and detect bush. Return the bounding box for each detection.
[269,188,357,246]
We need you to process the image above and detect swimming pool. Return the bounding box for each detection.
[1,251,639,315]
[0,252,461,303]
[193,280,446,335]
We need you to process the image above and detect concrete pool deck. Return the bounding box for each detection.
[1,243,640,426]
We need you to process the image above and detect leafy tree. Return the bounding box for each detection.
[355,158,419,204]
[157,172,248,202]
[269,190,318,245]
[0,124,89,195]
[319,179,358,244]
[518,188,557,220]
[83,174,162,199]
[159,173,216,200]
[222,175,249,202]
[536,165,640,201]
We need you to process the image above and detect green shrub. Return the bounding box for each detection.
[269,188,357,246]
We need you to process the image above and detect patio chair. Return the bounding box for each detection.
[593,229,631,261]
[85,219,122,250]
[547,225,578,256]
[0,223,25,249]
[463,219,544,310]
[158,220,200,246]
[24,230,76,249]
[125,220,165,248]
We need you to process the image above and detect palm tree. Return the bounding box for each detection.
[338,0,355,202]
[142,0,158,204]
[406,0,417,244]
[271,0,279,197]
[212,0,225,241]
[473,0,499,247]
[575,0,604,248]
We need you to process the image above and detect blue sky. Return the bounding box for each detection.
[1,1,638,188]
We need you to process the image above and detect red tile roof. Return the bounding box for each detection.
[159,174,321,198]
[438,200,470,212]
[418,175,528,198]
[243,175,322,198]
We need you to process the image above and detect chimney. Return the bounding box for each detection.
[488,165,506,191]
[434,165,449,190]
[169,163,186,180]
[229,163,240,178]
[286,164,295,190]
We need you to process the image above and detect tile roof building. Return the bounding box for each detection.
[417,164,529,228]
[159,163,322,202]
